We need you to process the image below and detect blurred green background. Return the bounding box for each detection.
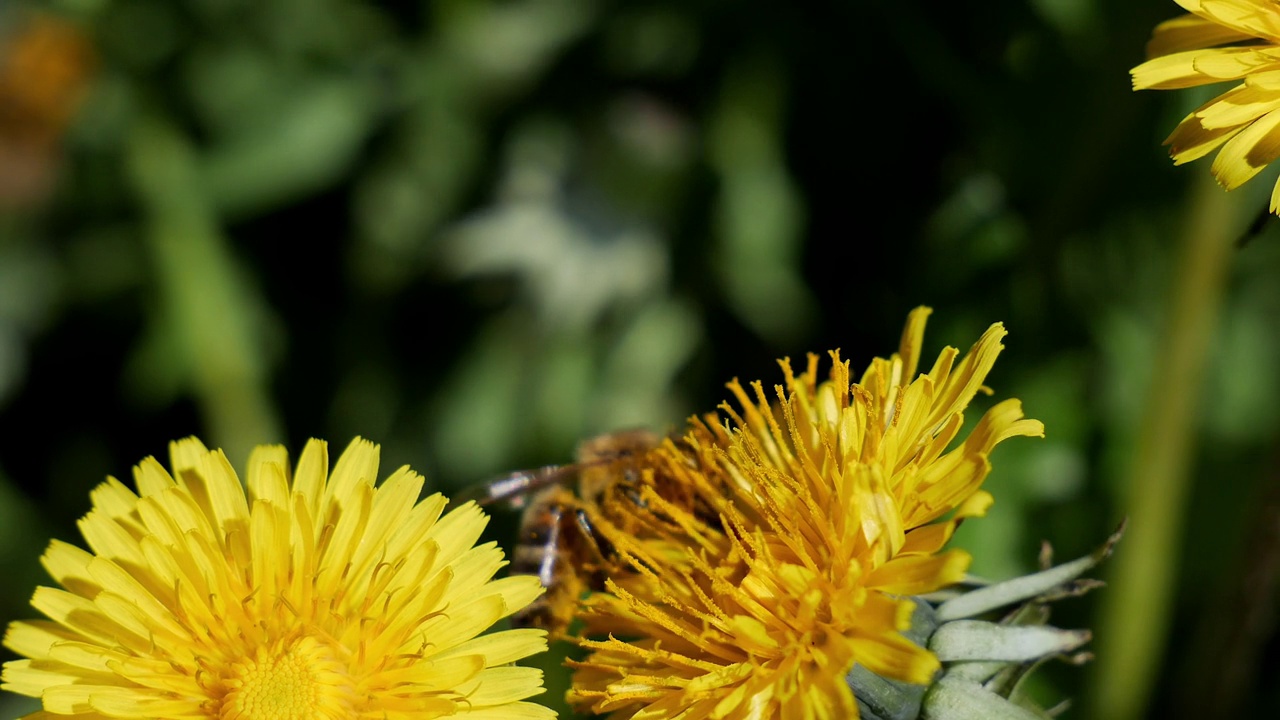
[1,0,1278,718]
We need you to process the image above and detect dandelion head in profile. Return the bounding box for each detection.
[567,307,1044,719]
[1132,0,1280,212]
[1,437,554,719]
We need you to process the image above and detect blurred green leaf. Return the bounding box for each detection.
[204,78,382,219]
[709,55,812,346]
[125,115,282,463]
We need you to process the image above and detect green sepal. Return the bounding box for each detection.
[935,523,1123,622]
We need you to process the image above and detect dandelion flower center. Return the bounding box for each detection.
[222,636,351,720]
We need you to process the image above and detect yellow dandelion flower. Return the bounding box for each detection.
[1131,0,1280,211]
[1,436,554,720]
[568,307,1043,719]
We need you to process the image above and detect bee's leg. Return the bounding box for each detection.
[510,493,578,635]
[622,485,647,508]
[513,504,563,589]
[574,508,619,591]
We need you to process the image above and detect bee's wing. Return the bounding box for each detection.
[454,464,579,510]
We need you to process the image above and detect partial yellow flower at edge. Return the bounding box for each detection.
[567,307,1043,720]
[1131,0,1280,212]
[1,437,555,720]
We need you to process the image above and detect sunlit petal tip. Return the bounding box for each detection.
[1131,51,1216,90]
[1208,119,1279,189]
[1168,117,1245,165]
[954,490,996,520]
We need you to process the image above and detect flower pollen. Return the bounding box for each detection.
[221,636,350,720]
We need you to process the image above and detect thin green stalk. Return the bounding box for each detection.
[125,113,282,463]
[1089,173,1240,719]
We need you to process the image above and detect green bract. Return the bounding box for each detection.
[848,524,1123,720]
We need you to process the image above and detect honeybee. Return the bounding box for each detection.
[458,429,677,635]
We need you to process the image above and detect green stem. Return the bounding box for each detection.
[125,113,282,464]
[1088,173,1240,719]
